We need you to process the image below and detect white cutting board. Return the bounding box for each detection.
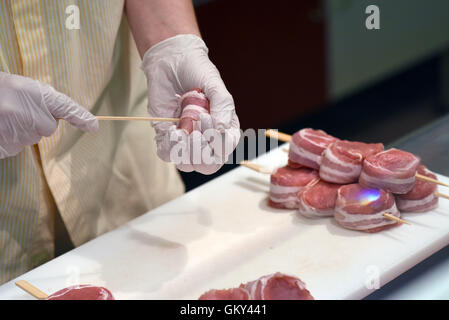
[0,145,449,300]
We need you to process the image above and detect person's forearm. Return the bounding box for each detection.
[125,0,201,57]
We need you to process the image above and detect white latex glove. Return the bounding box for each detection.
[0,72,99,159]
[141,34,241,175]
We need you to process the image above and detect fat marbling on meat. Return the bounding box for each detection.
[177,88,210,134]
[47,285,114,300]
[297,180,341,218]
[288,128,339,170]
[335,183,401,232]
[199,273,314,300]
[359,148,420,194]
[396,165,439,212]
[319,140,384,184]
[269,165,319,209]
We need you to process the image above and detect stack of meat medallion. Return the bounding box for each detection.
[267,128,440,233]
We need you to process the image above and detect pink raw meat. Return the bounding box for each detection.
[239,273,314,300]
[177,88,210,134]
[269,166,319,209]
[396,165,439,212]
[199,273,314,300]
[359,148,420,194]
[199,288,250,300]
[288,128,339,170]
[334,184,401,233]
[297,180,341,218]
[47,285,114,300]
[320,140,384,184]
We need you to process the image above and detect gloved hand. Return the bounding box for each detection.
[0,72,99,159]
[141,34,240,175]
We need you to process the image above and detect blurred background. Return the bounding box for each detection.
[180,0,449,191]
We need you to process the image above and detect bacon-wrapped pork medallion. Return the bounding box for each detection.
[269,166,319,209]
[396,165,439,212]
[198,288,250,300]
[47,285,115,300]
[177,88,210,134]
[288,128,339,170]
[335,184,401,232]
[297,180,341,218]
[319,141,384,184]
[199,273,314,300]
[359,148,420,194]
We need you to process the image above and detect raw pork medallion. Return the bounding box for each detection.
[297,180,341,218]
[177,88,210,134]
[198,288,250,300]
[269,166,319,209]
[335,184,401,232]
[396,165,439,212]
[319,141,384,184]
[199,273,314,300]
[47,285,114,300]
[288,128,339,170]
[359,148,420,194]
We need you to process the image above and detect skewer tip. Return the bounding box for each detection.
[383,213,411,225]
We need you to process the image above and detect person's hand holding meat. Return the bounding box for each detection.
[140,35,240,175]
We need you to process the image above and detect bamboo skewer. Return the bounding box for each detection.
[240,161,272,174]
[383,213,411,225]
[15,280,49,300]
[265,129,291,142]
[267,129,448,188]
[435,192,449,200]
[240,161,411,225]
[96,116,180,122]
[416,173,449,188]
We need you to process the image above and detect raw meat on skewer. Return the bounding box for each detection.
[47,285,115,300]
[319,141,384,184]
[396,165,439,212]
[269,166,319,209]
[335,184,401,232]
[288,128,339,170]
[359,148,420,194]
[240,162,410,226]
[268,129,447,189]
[297,180,342,218]
[177,88,210,134]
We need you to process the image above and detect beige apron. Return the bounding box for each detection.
[0,0,185,284]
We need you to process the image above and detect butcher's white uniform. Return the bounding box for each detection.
[0,0,184,284]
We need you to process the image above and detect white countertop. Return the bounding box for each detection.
[1,145,449,300]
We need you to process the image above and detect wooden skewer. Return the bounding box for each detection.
[435,192,449,200]
[240,161,272,174]
[96,116,180,122]
[416,173,449,188]
[269,130,447,188]
[383,213,411,225]
[265,129,292,142]
[15,280,49,300]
